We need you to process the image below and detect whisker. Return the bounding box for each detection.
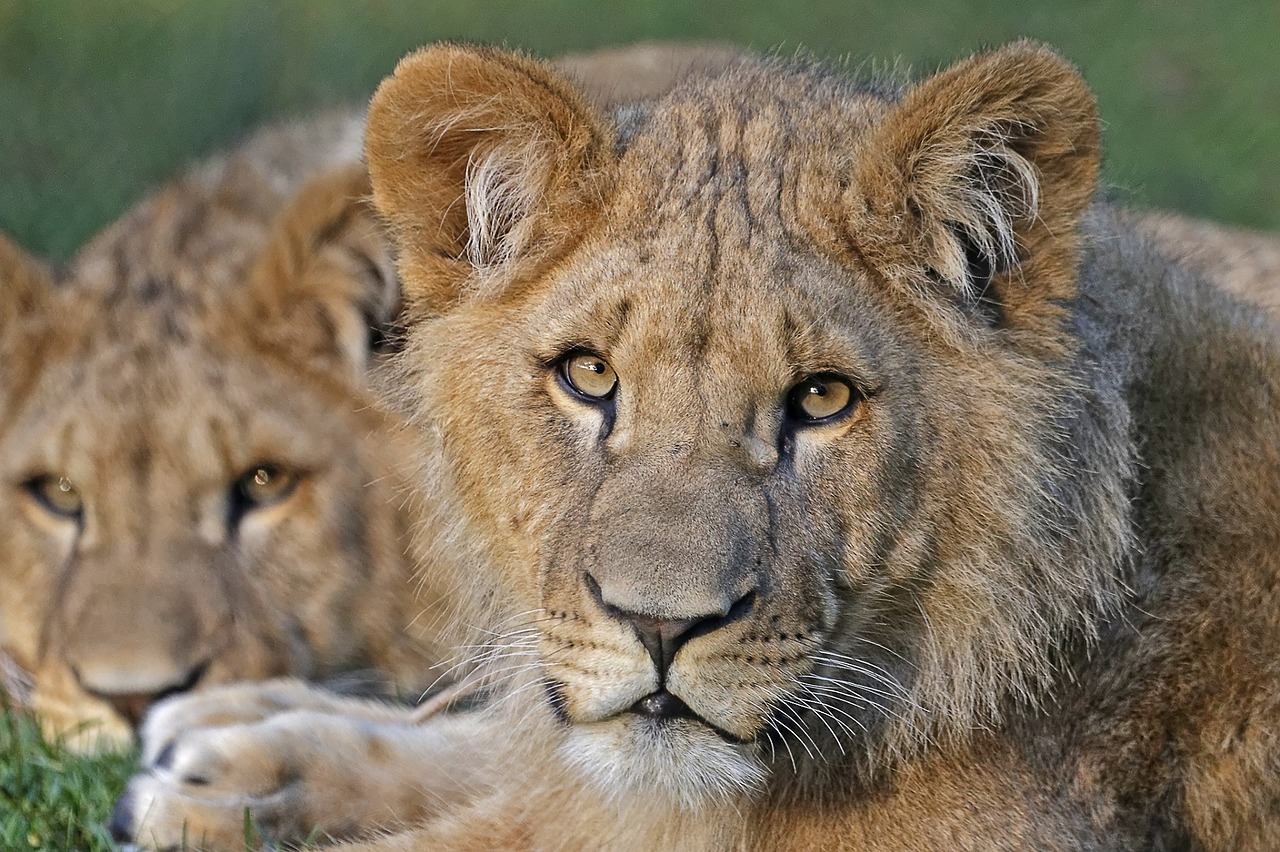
[809,654,914,701]
[804,669,912,706]
[811,649,909,686]
[798,684,870,734]
[771,697,819,764]
[790,693,847,755]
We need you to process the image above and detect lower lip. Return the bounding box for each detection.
[626,708,752,745]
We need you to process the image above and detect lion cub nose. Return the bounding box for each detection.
[587,574,756,678]
[76,663,208,729]
[628,613,708,676]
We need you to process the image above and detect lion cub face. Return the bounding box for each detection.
[487,227,900,798]
[0,167,414,748]
[369,44,1129,803]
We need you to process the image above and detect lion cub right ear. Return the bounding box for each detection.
[249,164,399,375]
[365,43,613,317]
[846,42,1100,333]
[0,232,53,330]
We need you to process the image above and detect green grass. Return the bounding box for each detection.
[1,707,135,851]
[0,0,1276,262]
[0,707,315,851]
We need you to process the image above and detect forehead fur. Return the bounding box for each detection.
[612,56,899,156]
[1,167,383,487]
[555,60,901,323]
[63,177,276,347]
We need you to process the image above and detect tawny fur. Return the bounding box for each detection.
[111,42,1280,851]
[0,41,774,756]
[1133,210,1280,312]
[0,114,450,750]
[364,46,1280,851]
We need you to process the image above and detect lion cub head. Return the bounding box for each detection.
[0,164,431,749]
[367,43,1132,804]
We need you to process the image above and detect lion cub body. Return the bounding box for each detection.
[362,47,1280,849]
[115,44,1280,850]
[371,45,1280,849]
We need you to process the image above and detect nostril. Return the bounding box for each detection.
[583,572,612,615]
[161,660,209,701]
[628,614,704,678]
[583,572,639,626]
[584,571,761,677]
[678,589,757,647]
[606,597,759,680]
[726,589,757,624]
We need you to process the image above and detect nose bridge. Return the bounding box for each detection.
[58,529,227,692]
[624,348,777,474]
[625,358,705,447]
[78,430,183,564]
[587,457,764,621]
[71,438,215,615]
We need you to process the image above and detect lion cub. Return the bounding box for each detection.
[0,43,762,753]
[112,40,1280,851]
[0,113,456,751]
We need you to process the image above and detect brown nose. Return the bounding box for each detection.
[586,574,756,679]
[77,663,208,729]
[628,613,706,676]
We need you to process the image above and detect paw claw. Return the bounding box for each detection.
[151,740,177,770]
[107,793,134,843]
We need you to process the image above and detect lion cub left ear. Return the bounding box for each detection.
[365,43,613,318]
[0,232,54,331]
[249,164,398,375]
[847,42,1100,328]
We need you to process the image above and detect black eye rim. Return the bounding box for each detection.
[554,349,619,404]
[232,463,302,510]
[784,372,862,426]
[22,474,84,520]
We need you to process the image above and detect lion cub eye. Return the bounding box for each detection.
[234,464,300,509]
[557,352,618,402]
[25,475,83,519]
[786,374,859,424]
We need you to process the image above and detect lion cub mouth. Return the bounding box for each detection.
[558,681,769,803]
[627,690,752,744]
[629,689,692,719]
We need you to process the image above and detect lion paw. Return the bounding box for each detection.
[114,710,370,849]
[113,695,484,850]
[136,678,338,766]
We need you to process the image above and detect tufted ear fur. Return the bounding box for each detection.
[365,43,613,316]
[0,231,53,331]
[846,42,1100,329]
[248,164,399,375]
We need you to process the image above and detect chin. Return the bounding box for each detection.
[560,714,768,810]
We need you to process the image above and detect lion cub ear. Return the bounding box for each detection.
[847,42,1100,327]
[365,43,613,317]
[0,232,54,330]
[249,164,398,375]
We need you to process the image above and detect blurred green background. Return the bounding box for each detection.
[0,0,1276,262]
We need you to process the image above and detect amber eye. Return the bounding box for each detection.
[26,475,83,519]
[786,374,858,424]
[234,464,299,509]
[558,352,618,402]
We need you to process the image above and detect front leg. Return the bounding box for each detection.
[114,709,497,850]
[135,678,425,766]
